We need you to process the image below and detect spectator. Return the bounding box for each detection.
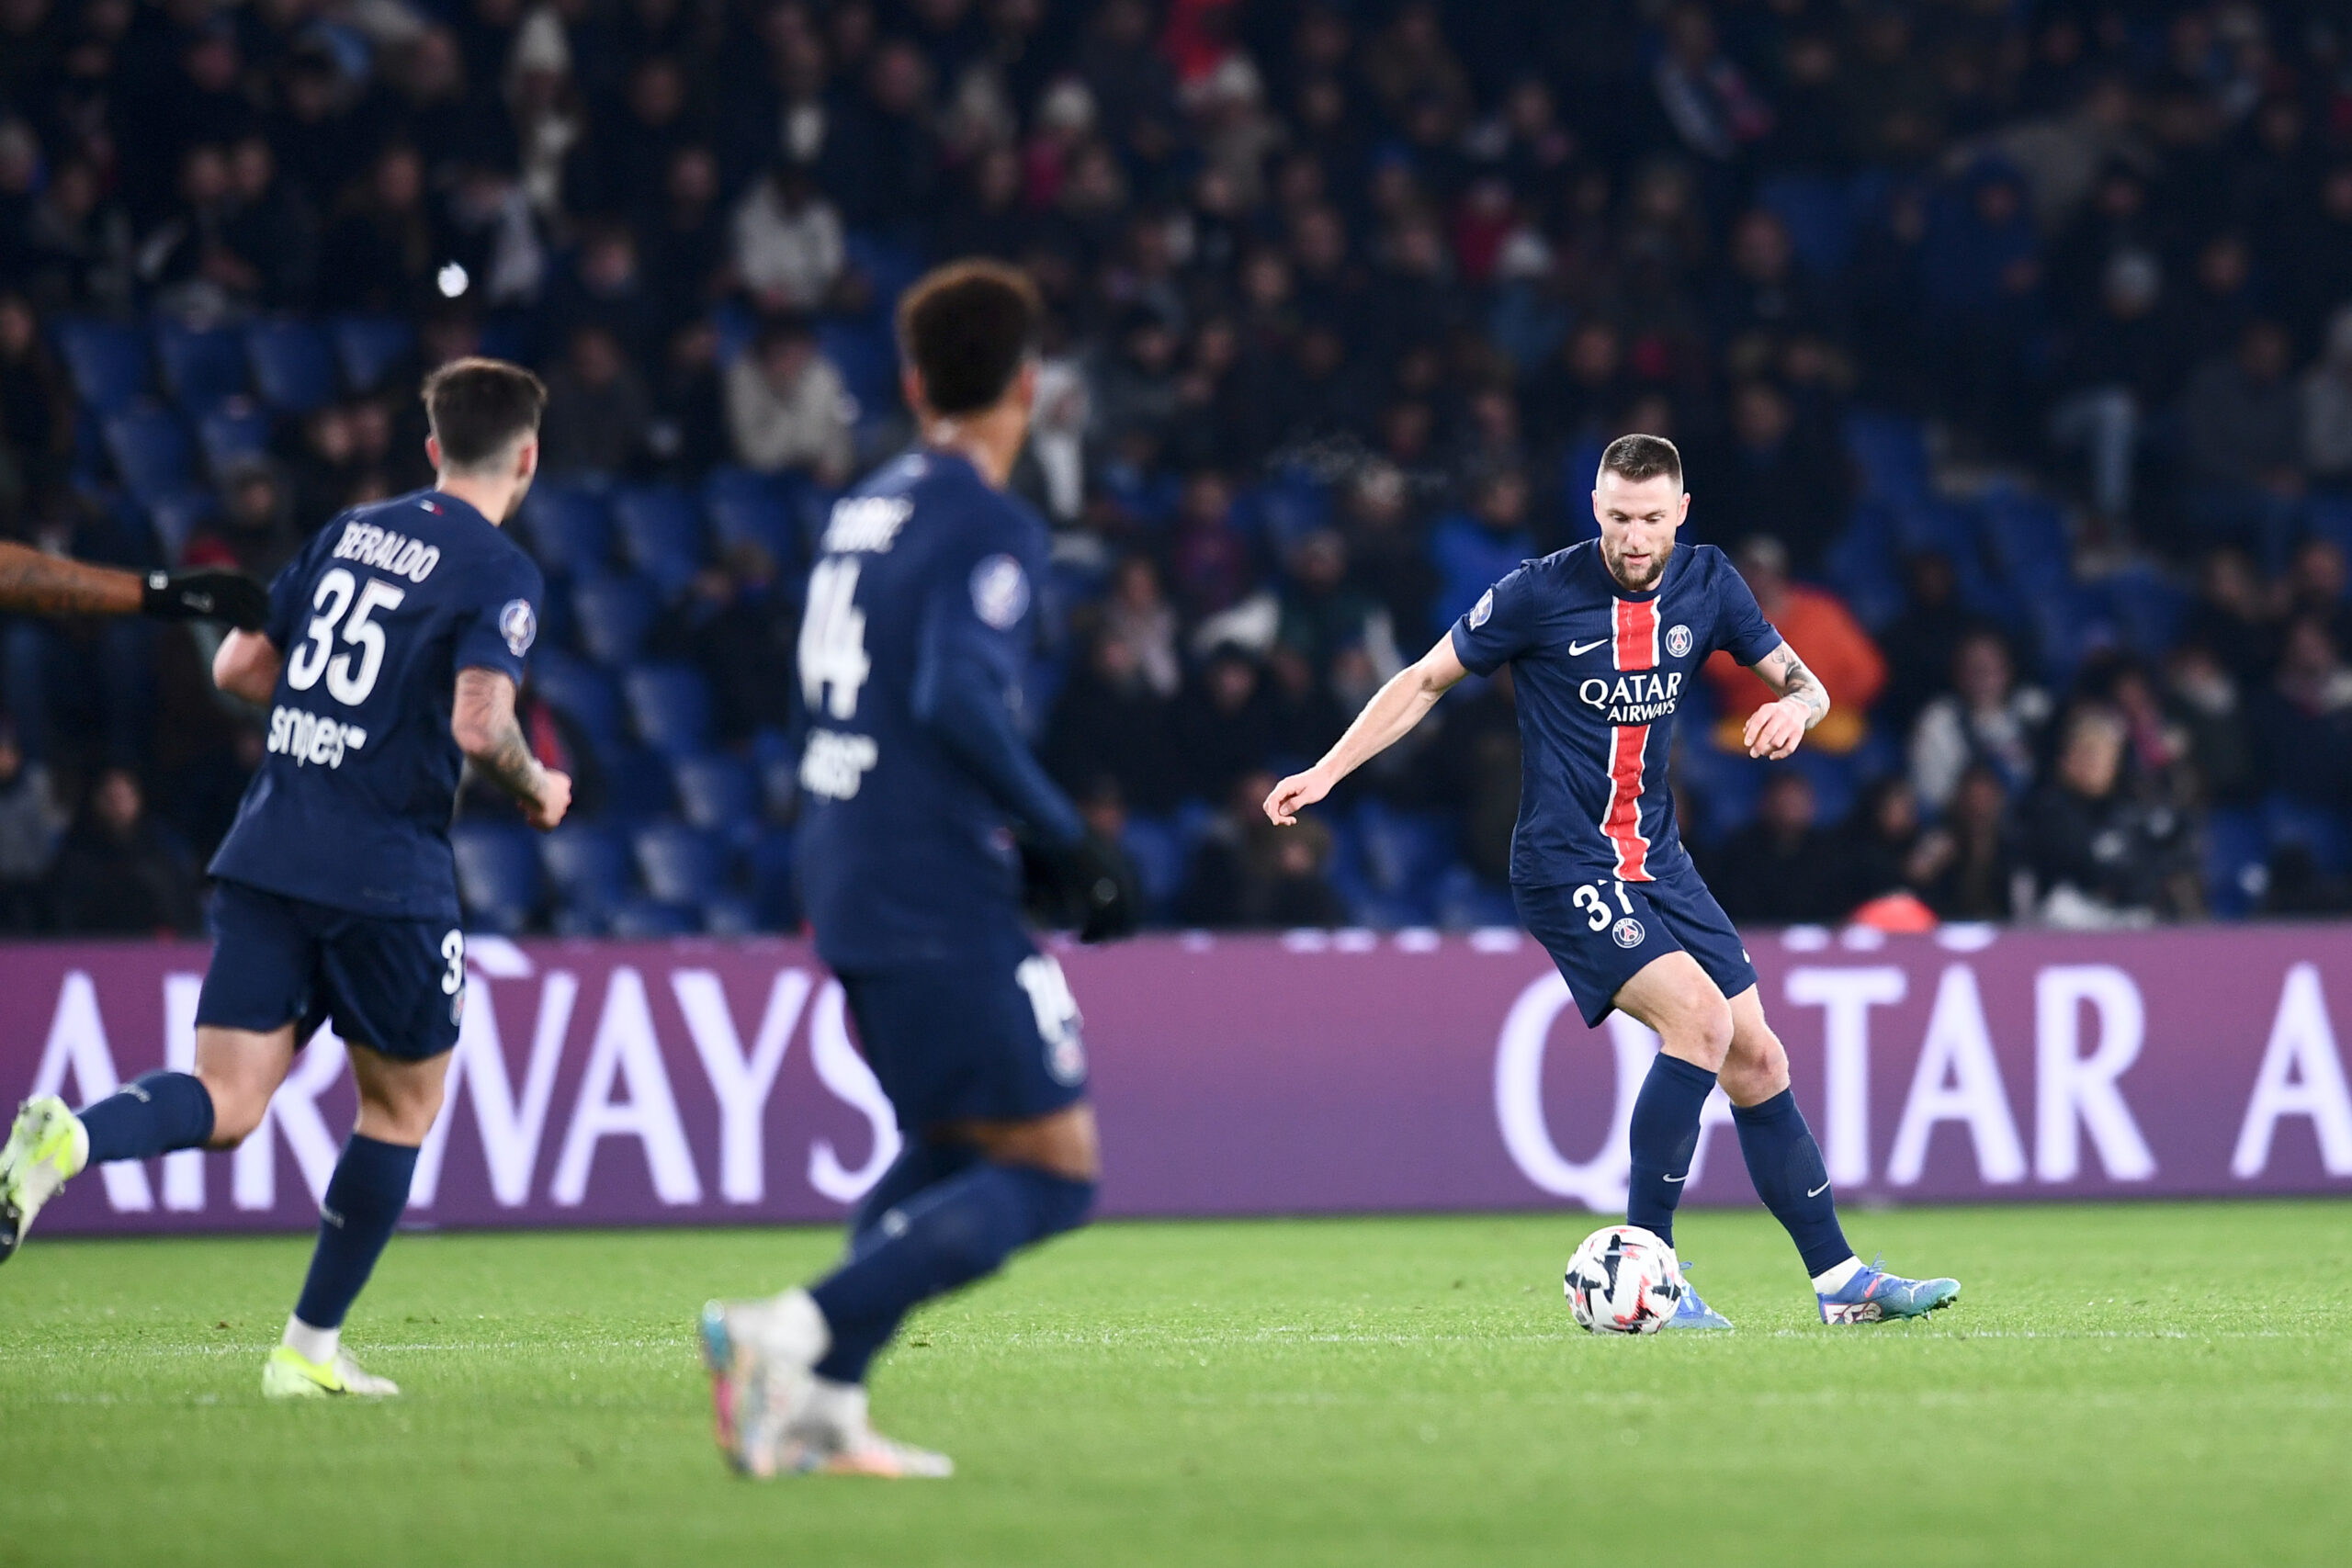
[2177,320,2304,563]
[183,457,301,581]
[1703,536,1885,755]
[2300,305,2352,483]
[1879,552,1970,729]
[1709,772,1841,925]
[49,770,201,936]
[1044,628,1176,816]
[2180,547,2279,685]
[541,325,653,479]
[1282,528,1396,693]
[2047,249,2167,536]
[648,540,793,744]
[0,726,64,932]
[1914,762,2029,921]
[1829,775,1936,914]
[1178,769,1348,930]
[0,293,73,521]
[2164,641,2257,807]
[1174,644,1279,807]
[2024,706,2199,926]
[1694,381,1851,572]
[722,315,851,483]
[1427,469,1532,634]
[1098,556,1181,701]
[317,145,438,315]
[2251,615,2352,810]
[731,164,845,314]
[1908,629,2052,811]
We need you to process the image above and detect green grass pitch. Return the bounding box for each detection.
[2,1201,2347,1567]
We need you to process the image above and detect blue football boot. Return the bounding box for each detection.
[1663,1263,1734,1330]
[1815,1258,1962,1325]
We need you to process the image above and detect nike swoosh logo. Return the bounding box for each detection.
[1568,637,1610,656]
[1807,1180,1830,1197]
[1662,1173,1687,1183]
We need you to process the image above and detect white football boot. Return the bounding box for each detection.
[699,1288,828,1477]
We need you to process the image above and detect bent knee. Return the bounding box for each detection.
[200,1093,268,1149]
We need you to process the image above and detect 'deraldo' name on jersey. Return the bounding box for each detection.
[208,489,544,923]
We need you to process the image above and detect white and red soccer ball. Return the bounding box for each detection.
[1564,1224,1684,1335]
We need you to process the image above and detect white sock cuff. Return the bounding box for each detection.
[1811,1257,1863,1293]
[774,1287,832,1360]
[282,1315,340,1365]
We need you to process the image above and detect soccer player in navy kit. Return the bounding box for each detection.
[699,262,1134,1479]
[0,359,572,1394]
[1267,434,1959,1328]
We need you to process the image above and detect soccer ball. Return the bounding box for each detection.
[1564,1224,1684,1335]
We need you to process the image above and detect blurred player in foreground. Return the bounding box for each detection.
[0,359,570,1396]
[1266,434,1959,1329]
[700,261,1134,1479]
[0,539,266,626]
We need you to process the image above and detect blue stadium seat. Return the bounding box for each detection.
[1432,863,1518,931]
[612,484,705,597]
[2263,795,2351,876]
[1118,816,1187,919]
[570,573,657,666]
[2102,566,2188,656]
[520,485,614,577]
[197,403,273,478]
[1782,750,1860,827]
[672,753,759,832]
[608,898,698,938]
[145,492,217,563]
[1355,801,1454,899]
[1847,411,1931,505]
[634,821,729,907]
[623,662,713,757]
[450,822,543,932]
[54,319,150,413]
[1757,173,1856,278]
[153,321,249,409]
[540,825,634,913]
[703,895,762,936]
[101,407,193,504]
[817,319,896,420]
[604,741,679,818]
[2205,807,2267,919]
[1975,486,2069,592]
[528,653,623,756]
[747,828,799,929]
[244,320,337,413]
[331,315,413,392]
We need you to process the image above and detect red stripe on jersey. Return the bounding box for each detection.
[1613,598,1658,671]
[1600,722,1652,880]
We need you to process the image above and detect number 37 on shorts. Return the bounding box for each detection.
[1573,879,1648,950]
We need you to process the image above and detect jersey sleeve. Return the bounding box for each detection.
[1711,558,1784,666]
[1448,562,1539,676]
[451,549,546,686]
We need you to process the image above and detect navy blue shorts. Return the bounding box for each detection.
[836,924,1089,1132]
[196,880,467,1061]
[1517,857,1759,1027]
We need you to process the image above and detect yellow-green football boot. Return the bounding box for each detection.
[0,1096,88,1263]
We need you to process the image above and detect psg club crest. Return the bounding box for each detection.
[1665,624,1691,658]
[1611,917,1645,949]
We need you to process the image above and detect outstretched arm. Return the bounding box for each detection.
[0,541,268,626]
[452,667,571,830]
[1741,638,1830,761]
[1265,634,1469,825]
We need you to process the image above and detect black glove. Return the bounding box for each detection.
[1023,829,1139,944]
[142,569,269,631]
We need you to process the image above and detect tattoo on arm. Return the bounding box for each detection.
[453,669,544,803]
[1759,643,1830,728]
[0,542,143,618]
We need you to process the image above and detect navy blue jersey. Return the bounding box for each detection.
[209,490,543,921]
[1450,540,1781,887]
[795,449,1073,971]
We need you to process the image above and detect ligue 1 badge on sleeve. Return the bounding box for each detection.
[499,599,537,658]
[1470,588,1494,628]
[1666,624,1691,658]
[970,554,1031,629]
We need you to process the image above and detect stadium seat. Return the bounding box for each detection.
[611,484,705,597]
[633,821,729,907]
[671,753,759,833]
[527,654,624,757]
[747,828,799,930]
[816,318,896,419]
[1846,411,1931,505]
[153,320,249,409]
[1356,800,1455,898]
[604,741,680,818]
[540,825,635,914]
[145,492,217,562]
[1758,173,1857,277]
[570,573,657,666]
[197,403,273,478]
[520,485,614,578]
[101,407,193,504]
[2102,566,2188,657]
[1783,750,1860,827]
[1432,863,1518,931]
[2205,807,2267,919]
[331,315,414,392]
[607,898,698,938]
[2263,795,2351,876]
[703,895,761,936]
[624,663,713,757]
[244,320,338,412]
[53,319,150,413]
[450,822,543,932]
[1119,816,1187,919]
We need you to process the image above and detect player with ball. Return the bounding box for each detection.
[1269,435,1960,1332]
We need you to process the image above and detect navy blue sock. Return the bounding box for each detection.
[1625,1052,1717,1247]
[845,1140,981,1258]
[1732,1089,1853,1278]
[809,1162,1093,1384]
[76,1071,215,1164]
[291,1135,419,1331]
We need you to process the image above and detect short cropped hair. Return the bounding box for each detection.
[1599,433,1683,489]
[895,259,1040,416]
[422,357,547,468]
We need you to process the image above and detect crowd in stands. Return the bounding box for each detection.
[4,0,2352,938]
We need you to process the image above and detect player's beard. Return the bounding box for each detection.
[1602,538,1671,592]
